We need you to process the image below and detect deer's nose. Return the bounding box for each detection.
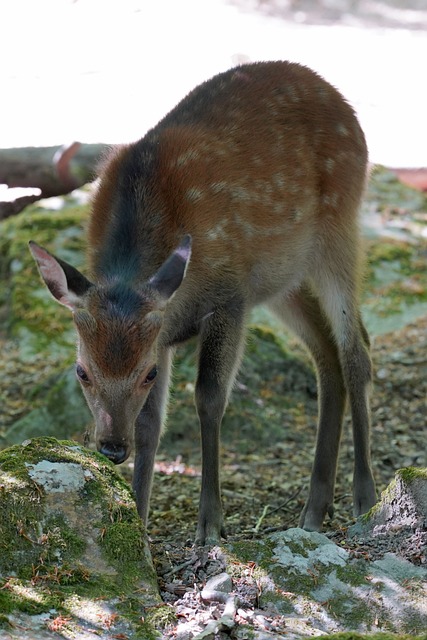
[99,442,127,465]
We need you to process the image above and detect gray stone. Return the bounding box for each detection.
[0,437,162,639]
[225,522,427,637]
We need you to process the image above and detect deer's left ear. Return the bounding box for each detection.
[29,241,93,312]
[149,235,192,304]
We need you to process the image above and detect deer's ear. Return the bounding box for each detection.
[149,235,192,304]
[29,241,93,312]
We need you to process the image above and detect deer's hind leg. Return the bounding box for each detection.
[268,284,348,531]
[310,261,377,521]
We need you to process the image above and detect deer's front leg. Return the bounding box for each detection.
[195,302,246,546]
[133,347,173,525]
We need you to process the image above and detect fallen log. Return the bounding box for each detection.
[0,142,111,218]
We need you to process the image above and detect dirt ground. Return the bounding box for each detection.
[1,306,425,639]
[141,314,427,638]
[143,315,426,546]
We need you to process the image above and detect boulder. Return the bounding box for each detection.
[349,467,427,564]
[224,524,427,637]
[0,437,164,639]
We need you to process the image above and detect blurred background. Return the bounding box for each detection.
[1,0,426,167]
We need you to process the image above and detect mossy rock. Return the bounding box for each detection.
[366,165,427,214]
[225,527,427,635]
[0,437,163,638]
[351,467,427,540]
[361,167,427,333]
[0,204,88,360]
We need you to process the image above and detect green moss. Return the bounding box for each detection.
[360,466,427,524]
[43,514,87,560]
[145,605,176,631]
[0,205,88,359]
[0,437,160,636]
[283,536,319,556]
[258,584,295,614]
[272,567,318,596]
[367,242,413,266]
[364,238,427,320]
[0,615,12,628]
[0,437,110,480]
[99,520,157,593]
[0,580,62,615]
[112,595,163,639]
[227,539,274,567]
[327,594,374,629]
[335,561,370,588]
[397,466,427,482]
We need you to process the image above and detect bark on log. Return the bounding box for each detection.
[0,142,110,194]
[0,190,42,221]
[0,142,111,218]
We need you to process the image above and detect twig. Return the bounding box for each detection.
[254,504,270,533]
[266,486,304,516]
[162,557,195,578]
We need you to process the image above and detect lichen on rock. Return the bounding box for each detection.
[0,437,162,639]
[225,526,427,636]
[349,467,427,564]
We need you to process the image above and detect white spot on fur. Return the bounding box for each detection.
[287,85,300,102]
[337,124,349,136]
[322,193,339,208]
[176,149,200,167]
[273,173,286,190]
[291,207,303,222]
[325,158,335,173]
[186,187,204,202]
[210,181,228,194]
[230,186,252,202]
[207,221,227,241]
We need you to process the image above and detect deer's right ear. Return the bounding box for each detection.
[149,234,192,305]
[29,241,93,312]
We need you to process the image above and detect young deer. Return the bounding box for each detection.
[29,61,376,545]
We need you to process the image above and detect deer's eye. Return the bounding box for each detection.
[76,363,91,384]
[143,366,157,385]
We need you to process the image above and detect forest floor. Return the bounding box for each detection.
[1,286,426,639]
[131,315,426,638]
[1,166,426,637]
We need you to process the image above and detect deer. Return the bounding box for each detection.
[29,60,377,545]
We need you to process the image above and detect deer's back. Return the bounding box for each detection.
[89,61,367,302]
